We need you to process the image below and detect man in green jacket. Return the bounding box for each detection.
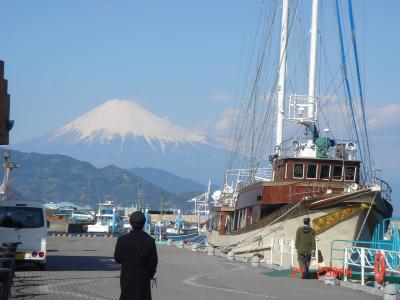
[295,217,315,279]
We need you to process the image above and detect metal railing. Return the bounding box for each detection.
[278,137,356,159]
[375,178,392,202]
[224,167,273,190]
[265,237,319,269]
[329,239,393,268]
[344,246,400,285]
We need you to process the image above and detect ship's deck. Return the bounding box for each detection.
[11,236,380,300]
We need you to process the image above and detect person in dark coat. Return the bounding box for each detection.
[114,211,158,300]
[295,217,315,279]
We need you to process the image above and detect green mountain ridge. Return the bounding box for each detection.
[127,167,208,194]
[3,149,203,210]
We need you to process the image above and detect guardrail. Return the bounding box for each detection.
[330,239,393,268]
[265,237,319,269]
[344,246,400,285]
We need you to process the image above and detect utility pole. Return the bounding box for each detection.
[1,149,19,201]
[136,178,143,211]
[160,190,164,218]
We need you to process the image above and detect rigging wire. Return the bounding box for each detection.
[226,1,267,170]
[334,0,366,183]
[227,0,372,187]
[226,0,281,174]
[347,0,373,179]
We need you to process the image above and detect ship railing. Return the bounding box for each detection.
[264,237,319,269]
[278,138,358,160]
[287,94,317,124]
[224,167,273,192]
[344,246,400,285]
[373,177,392,202]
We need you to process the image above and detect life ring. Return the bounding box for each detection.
[374,251,386,284]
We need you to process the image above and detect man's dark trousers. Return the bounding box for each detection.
[298,253,312,278]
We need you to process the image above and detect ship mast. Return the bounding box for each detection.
[307,0,319,142]
[275,0,289,156]
[286,0,320,158]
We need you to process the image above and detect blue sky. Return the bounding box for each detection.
[1,0,255,141]
[1,1,399,207]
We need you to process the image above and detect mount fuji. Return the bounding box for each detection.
[14,99,227,184]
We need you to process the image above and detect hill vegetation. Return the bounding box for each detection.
[5,149,204,210]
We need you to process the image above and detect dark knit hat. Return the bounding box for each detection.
[303,217,311,225]
[130,211,146,226]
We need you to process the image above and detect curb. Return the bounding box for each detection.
[339,280,383,296]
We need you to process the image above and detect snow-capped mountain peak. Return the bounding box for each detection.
[14,98,228,184]
[50,99,207,150]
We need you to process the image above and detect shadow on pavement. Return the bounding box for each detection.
[11,276,48,299]
[45,255,121,271]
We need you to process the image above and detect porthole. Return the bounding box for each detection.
[293,164,304,179]
[345,166,356,181]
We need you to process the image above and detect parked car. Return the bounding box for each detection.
[69,210,95,223]
[54,207,75,217]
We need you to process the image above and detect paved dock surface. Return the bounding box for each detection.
[11,236,380,300]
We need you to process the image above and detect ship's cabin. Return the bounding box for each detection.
[210,156,361,235]
[273,157,360,183]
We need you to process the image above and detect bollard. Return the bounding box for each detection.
[178,241,184,249]
[251,255,260,267]
[191,243,198,252]
[167,239,173,246]
[207,246,215,256]
[227,251,235,261]
[383,284,399,300]
[324,271,337,285]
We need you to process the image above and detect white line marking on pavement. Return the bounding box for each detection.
[37,278,112,300]
[51,291,111,300]
[182,262,278,299]
[38,283,49,293]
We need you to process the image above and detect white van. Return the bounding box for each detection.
[0,200,47,270]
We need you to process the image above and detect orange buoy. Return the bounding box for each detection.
[374,251,386,284]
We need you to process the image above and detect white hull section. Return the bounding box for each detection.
[207,206,384,267]
[87,223,112,234]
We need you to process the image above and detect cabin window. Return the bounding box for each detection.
[307,164,317,179]
[345,166,356,181]
[333,165,343,180]
[293,163,304,179]
[320,165,330,179]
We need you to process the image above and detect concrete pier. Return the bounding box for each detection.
[11,236,380,300]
